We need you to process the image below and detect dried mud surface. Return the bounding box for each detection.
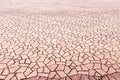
[0,0,120,80]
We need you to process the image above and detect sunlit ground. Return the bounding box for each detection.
[0,0,120,80]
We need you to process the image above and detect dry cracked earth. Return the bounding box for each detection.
[0,0,120,80]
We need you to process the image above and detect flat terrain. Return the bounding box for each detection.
[0,0,120,80]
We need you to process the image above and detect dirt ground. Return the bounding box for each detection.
[0,0,120,80]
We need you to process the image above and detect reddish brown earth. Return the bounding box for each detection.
[0,0,120,80]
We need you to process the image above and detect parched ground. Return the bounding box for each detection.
[0,0,120,80]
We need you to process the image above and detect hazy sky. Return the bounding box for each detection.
[0,0,119,12]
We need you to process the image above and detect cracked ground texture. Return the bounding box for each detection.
[0,0,120,80]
